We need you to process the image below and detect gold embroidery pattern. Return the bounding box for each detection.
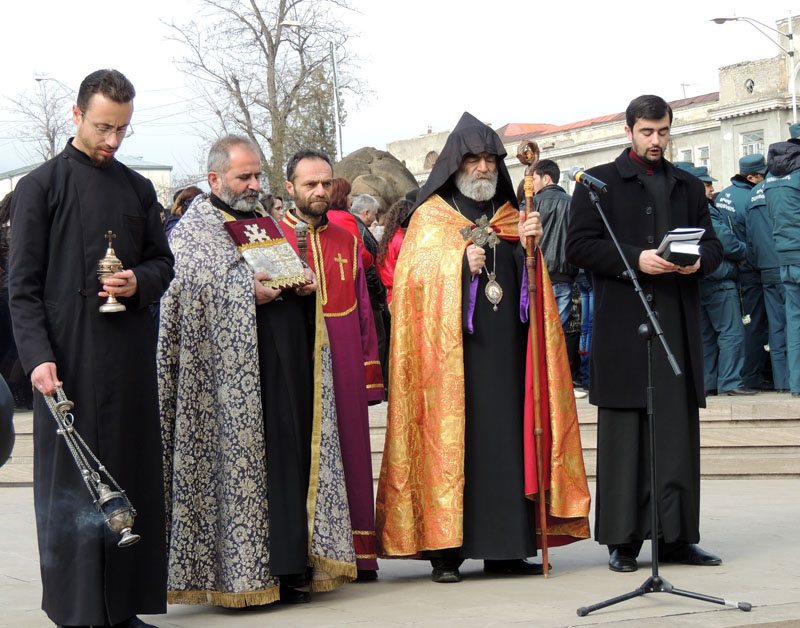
[376,194,589,557]
[158,197,357,606]
[376,195,473,556]
[311,226,327,306]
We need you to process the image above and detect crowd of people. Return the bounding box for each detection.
[682,137,800,398]
[2,69,798,628]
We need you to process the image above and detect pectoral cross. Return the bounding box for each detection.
[334,252,348,280]
[459,215,499,250]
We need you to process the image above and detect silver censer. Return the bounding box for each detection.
[44,388,140,547]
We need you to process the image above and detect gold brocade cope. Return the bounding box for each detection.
[375,194,520,556]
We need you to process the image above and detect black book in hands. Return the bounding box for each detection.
[656,227,704,266]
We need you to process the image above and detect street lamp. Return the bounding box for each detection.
[712,13,797,123]
[280,20,343,162]
[34,75,73,91]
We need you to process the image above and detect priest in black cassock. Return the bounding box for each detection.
[566,95,723,573]
[376,113,591,584]
[8,70,173,627]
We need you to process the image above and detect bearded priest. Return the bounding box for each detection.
[376,112,591,583]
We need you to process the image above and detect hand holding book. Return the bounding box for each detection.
[656,227,704,266]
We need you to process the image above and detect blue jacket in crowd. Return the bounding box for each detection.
[715,175,757,272]
[746,182,780,277]
[765,141,800,266]
[705,201,745,282]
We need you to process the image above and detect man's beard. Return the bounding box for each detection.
[90,154,113,169]
[89,144,116,169]
[219,181,260,212]
[455,169,498,202]
[296,196,329,218]
[632,139,663,165]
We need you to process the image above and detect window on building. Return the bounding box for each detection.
[698,146,710,168]
[681,149,693,163]
[741,131,764,156]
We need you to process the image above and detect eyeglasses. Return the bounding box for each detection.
[81,112,134,139]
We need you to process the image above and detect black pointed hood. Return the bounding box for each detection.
[410,112,517,217]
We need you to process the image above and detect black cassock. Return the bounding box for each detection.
[8,140,173,626]
[220,201,316,579]
[567,153,722,549]
[452,189,538,560]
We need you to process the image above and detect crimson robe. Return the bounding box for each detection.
[283,211,384,569]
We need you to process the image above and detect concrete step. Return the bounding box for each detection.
[6,393,800,487]
[576,424,800,448]
[371,443,800,481]
[369,394,800,481]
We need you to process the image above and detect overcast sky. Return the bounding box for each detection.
[0,0,795,180]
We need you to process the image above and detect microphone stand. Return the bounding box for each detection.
[576,188,751,617]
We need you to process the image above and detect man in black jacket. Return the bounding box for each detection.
[533,159,576,329]
[566,94,723,573]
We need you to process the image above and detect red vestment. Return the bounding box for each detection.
[283,211,384,568]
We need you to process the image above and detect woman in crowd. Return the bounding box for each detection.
[376,198,412,304]
[326,178,373,268]
[262,193,286,222]
[166,186,203,235]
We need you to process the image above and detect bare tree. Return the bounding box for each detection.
[4,79,74,163]
[167,0,361,193]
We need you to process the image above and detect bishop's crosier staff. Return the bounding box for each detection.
[516,140,549,577]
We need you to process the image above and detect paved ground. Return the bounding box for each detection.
[2,479,798,628]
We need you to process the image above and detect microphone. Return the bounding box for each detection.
[568,167,608,193]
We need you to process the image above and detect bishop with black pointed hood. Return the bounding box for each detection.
[412,111,518,215]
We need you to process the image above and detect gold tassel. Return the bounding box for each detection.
[168,585,280,608]
[308,553,358,589]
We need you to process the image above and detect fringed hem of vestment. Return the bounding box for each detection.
[310,574,353,593]
[308,554,357,591]
[167,585,280,608]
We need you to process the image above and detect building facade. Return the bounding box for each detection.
[388,17,798,197]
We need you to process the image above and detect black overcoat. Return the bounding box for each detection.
[566,149,722,409]
[8,141,173,626]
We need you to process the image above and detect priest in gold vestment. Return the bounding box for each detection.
[376,113,591,583]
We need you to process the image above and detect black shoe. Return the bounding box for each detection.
[776,389,789,393]
[722,387,758,396]
[660,543,721,566]
[608,548,638,572]
[431,567,461,583]
[279,584,311,604]
[483,559,548,575]
[704,389,717,396]
[356,569,378,582]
